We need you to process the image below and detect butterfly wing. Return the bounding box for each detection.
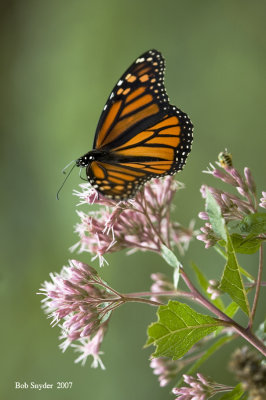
[93,49,168,150]
[87,49,193,199]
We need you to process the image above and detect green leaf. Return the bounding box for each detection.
[230,233,262,254]
[161,245,181,268]
[256,321,266,343]
[161,245,181,287]
[99,303,112,323]
[239,267,255,282]
[205,188,227,240]
[239,212,266,236]
[191,262,225,311]
[219,232,250,315]
[224,301,240,318]
[173,267,180,289]
[216,243,255,282]
[219,384,245,400]
[146,301,223,359]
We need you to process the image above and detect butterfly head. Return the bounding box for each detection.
[76,153,95,168]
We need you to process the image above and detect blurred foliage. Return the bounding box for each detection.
[1,0,266,399]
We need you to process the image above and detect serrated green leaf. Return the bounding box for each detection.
[161,245,181,268]
[219,384,245,400]
[239,212,266,236]
[205,188,227,240]
[230,233,262,254]
[191,262,225,311]
[215,244,255,282]
[219,232,250,315]
[146,301,223,359]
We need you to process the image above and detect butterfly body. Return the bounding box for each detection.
[77,149,168,166]
[77,49,193,200]
[76,149,110,167]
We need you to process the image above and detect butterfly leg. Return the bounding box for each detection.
[79,168,88,181]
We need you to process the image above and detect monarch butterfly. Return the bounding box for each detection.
[76,49,193,200]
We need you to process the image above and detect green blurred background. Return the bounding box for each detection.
[1,0,265,399]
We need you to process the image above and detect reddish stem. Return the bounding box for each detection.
[248,244,264,329]
[180,267,266,356]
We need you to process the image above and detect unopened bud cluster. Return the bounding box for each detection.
[229,346,266,400]
[197,159,264,248]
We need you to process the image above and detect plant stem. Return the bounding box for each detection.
[121,277,266,354]
[125,290,192,299]
[246,281,266,287]
[180,267,266,356]
[180,267,234,323]
[230,323,266,356]
[94,276,122,297]
[122,296,163,307]
[248,244,264,329]
[138,194,168,248]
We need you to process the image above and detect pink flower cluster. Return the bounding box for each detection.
[172,373,233,400]
[150,357,186,387]
[71,177,195,265]
[39,177,196,368]
[38,260,112,369]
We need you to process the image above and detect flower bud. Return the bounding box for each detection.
[259,192,266,209]
[244,167,256,195]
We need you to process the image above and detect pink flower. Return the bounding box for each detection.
[172,373,233,399]
[196,222,219,248]
[150,341,210,387]
[38,260,114,368]
[150,357,185,387]
[71,177,195,263]
[259,192,266,209]
[71,324,107,369]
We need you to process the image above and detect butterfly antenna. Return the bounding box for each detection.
[62,159,75,174]
[56,163,76,200]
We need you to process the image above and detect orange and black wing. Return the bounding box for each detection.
[88,49,193,199]
[93,49,170,150]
